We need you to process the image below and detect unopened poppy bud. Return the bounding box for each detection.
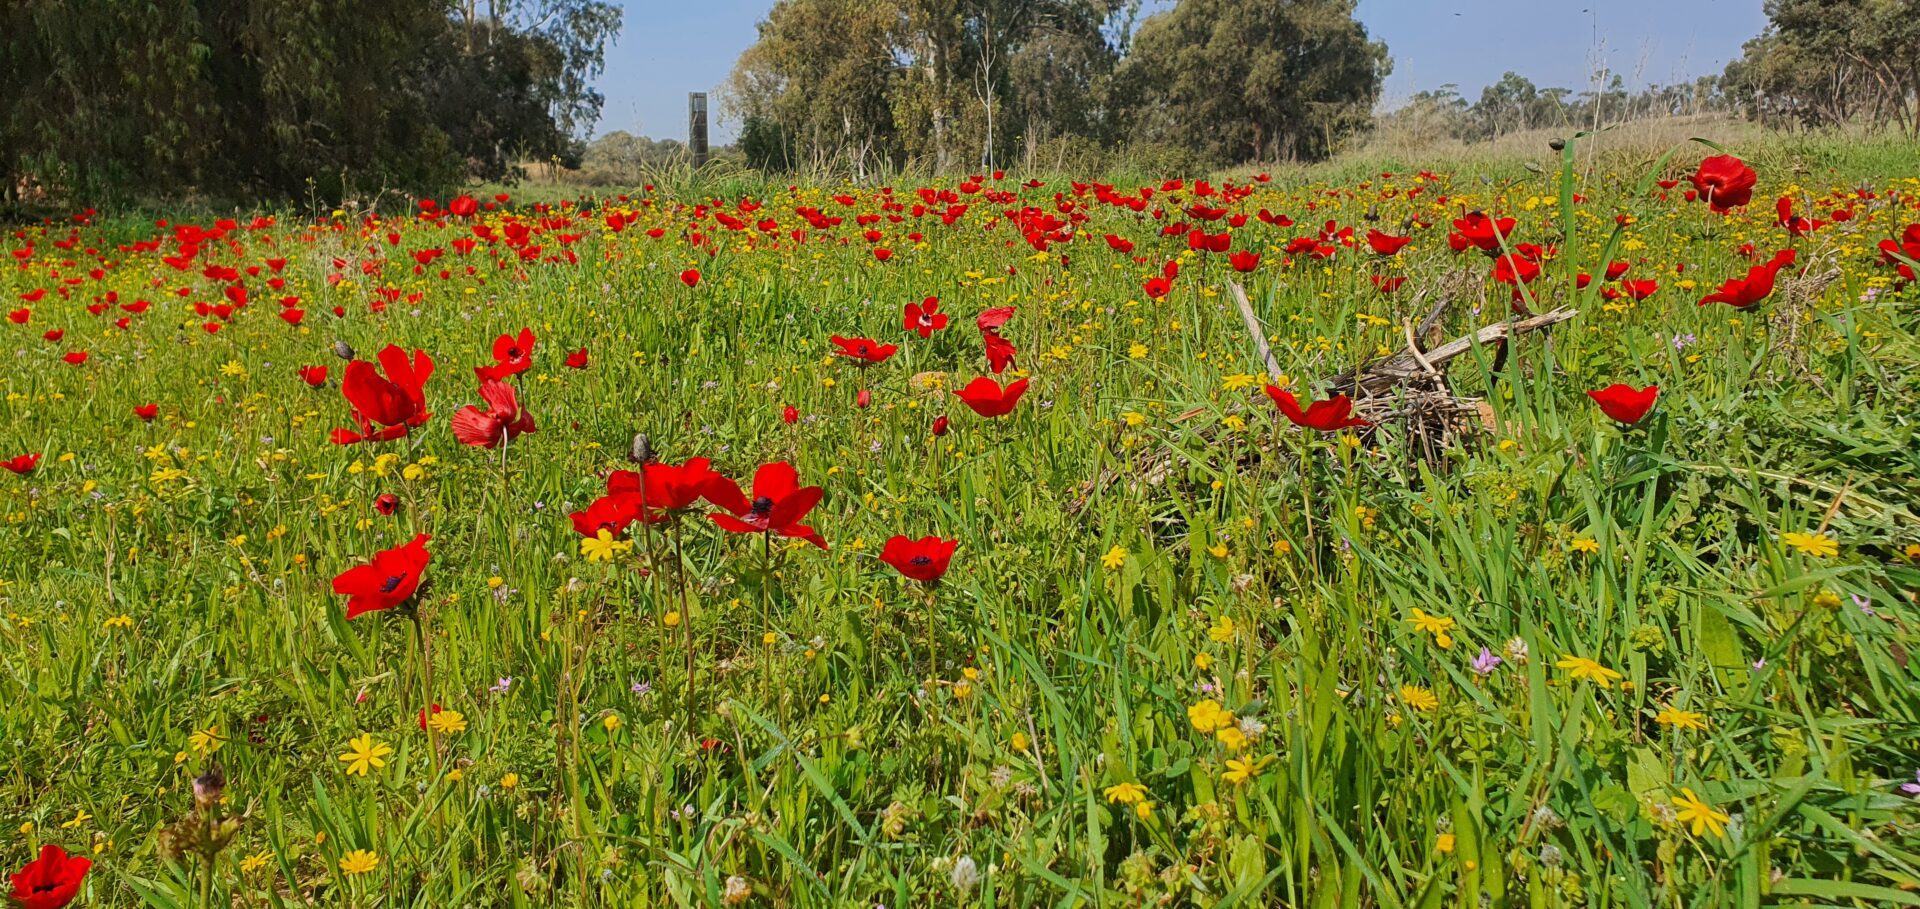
[1549,138,1567,151]
[628,433,653,464]
[193,764,226,806]
[856,389,871,409]
[931,415,949,436]
[782,405,798,424]
[332,340,355,360]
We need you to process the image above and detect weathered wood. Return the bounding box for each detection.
[1226,281,1282,378]
[1327,306,1578,396]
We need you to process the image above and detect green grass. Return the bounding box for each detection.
[2,131,1917,908]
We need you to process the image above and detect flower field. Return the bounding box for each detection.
[4,136,1919,907]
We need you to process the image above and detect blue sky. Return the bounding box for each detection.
[592,0,1768,144]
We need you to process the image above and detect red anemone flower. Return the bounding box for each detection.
[450,379,536,448]
[9,844,91,909]
[476,328,535,381]
[1142,276,1172,299]
[1689,155,1757,213]
[976,307,1015,332]
[1699,250,1794,308]
[374,492,400,515]
[904,297,949,338]
[707,461,828,549]
[953,376,1029,417]
[1586,384,1658,425]
[931,415,949,436]
[634,457,735,515]
[331,533,432,619]
[1264,386,1370,431]
[569,493,643,538]
[679,268,701,287]
[3,453,41,475]
[1227,250,1261,273]
[782,405,799,424]
[300,365,329,387]
[341,345,433,428]
[134,403,159,422]
[565,347,589,369]
[879,534,958,582]
[830,335,897,365]
[1366,229,1412,255]
[1774,196,1825,237]
[61,352,88,365]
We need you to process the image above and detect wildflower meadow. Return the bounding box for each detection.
[4,133,1919,907]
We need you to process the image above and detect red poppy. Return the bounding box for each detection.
[829,335,897,365]
[451,379,536,448]
[1699,250,1794,308]
[707,461,828,549]
[331,533,432,619]
[1689,155,1757,213]
[1227,250,1261,272]
[782,405,799,424]
[904,297,949,338]
[1371,275,1407,294]
[61,352,88,366]
[448,195,478,218]
[1586,384,1658,425]
[476,328,535,381]
[374,492,400,515]
[8,844,91,909]
[1264,386,1369,431]
[931,415,949,436]
[679,268,701,287]
[341,345,433,428]
[278,308,305,326]
[3,453,39,475]
[42,329,63,343]
[953,376,1029,418]
[879,534,958,582]
[134,403,159,422]
[856,389,872,409]
[300,365,329,388]
[1142,276,1172,299]
[1366,229,1412,255]
[5,308,26,324]
[565,347,589,369]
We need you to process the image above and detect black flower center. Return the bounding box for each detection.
[379,573,408,594]
[507,347,522,359]
[749,496,774,517]
[909,555,932,566]
[855,343,870,355]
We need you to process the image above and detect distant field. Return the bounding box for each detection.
[3,131,1917,907]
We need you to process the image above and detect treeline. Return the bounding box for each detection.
[0,0,619,206]
[723,0,1390,175]
[1721,0,1920,135]
[1379,74,1737,144]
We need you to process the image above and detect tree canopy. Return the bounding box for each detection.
[0,0,620,205]
[1721,0,1919,135]
[724,0,1390,172]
